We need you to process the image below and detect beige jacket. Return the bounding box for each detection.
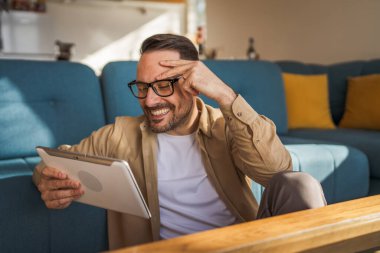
[33,95,291,249]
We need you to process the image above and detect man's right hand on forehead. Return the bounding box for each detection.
[157,60,237,108]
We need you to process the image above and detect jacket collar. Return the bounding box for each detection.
[196,97,212,138]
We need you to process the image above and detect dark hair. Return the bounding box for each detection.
[140,34,199,61]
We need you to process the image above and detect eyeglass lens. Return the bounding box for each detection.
[130,80,175,98]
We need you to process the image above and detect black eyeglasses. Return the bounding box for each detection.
[128,77,180,99]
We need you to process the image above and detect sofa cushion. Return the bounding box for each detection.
[252,137,369,204]
[0,156,41,179]
[0,176,50,253]
[283,136,369,202]
[101,61,142,122]
[0,60,106,160]
[101,60,288,134]
[0,159,32,178]
[49,203,108,253]
[284,129,380,179]
[282,73,335,129]
[339,74,380,130]
[277,59,380,125]
[0,175,108,253]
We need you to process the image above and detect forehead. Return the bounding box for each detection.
[137,50,180,82]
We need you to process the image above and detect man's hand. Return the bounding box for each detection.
[157,60,237,108]
[35,166,84,209]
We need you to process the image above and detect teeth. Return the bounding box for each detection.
[150,108,170,116]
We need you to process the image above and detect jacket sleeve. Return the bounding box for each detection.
[32,123,116,186]
[220,95,292,187]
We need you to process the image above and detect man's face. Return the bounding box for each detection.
[137,50,194,134]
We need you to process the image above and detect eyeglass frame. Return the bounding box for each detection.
[127,77,181,99]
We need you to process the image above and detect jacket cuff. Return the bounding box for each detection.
[221,95,259,127]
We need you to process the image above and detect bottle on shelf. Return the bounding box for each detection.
[246,37,259,60]
[196,26,206,59]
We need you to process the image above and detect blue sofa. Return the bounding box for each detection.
[0,59,369,253]
[0,60,108,253]
[277,60,380,196]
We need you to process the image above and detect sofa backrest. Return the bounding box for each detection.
[101,61,140,122]
[0,59,106,165]
[101,60,288,134]
[277,59,380,124]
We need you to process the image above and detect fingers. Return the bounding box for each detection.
[157,60,201,96]
[179,76,199,96]
[45,197,76,209]
[157,60,196,80]
[41,187,84,209]
[38,178,81,191]
[159,59,194,67]
[157,59,235,106]
[35,165,83,210]
[40,166,68,180]
[41,188,83,202]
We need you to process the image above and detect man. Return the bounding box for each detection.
[33,34,326,249]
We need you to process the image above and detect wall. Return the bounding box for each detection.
[1,0,185,72]
[206,0,380,64]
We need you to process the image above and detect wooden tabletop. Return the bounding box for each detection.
[108,195,380,253]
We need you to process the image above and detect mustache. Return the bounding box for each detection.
[144,103,174,111]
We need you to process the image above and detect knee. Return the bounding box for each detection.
[269,171,327,208]
[272,171,319,191]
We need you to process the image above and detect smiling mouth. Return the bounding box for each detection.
[150,108,170,116]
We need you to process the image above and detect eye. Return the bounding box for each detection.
[155,81,171,90]
[136,83,148,92]
[173,78,180,84]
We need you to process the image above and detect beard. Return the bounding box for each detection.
[143,98,194,133]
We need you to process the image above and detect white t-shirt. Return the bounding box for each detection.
[157,132,237,239]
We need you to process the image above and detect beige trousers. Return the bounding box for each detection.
[257,172,327,218]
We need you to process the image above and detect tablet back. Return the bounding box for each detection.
[36,147,151,219]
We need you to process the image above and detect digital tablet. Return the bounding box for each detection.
[36,146,151,219]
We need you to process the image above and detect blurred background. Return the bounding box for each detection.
[1,0,380,73]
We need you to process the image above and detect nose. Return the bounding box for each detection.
[144,87,161,107]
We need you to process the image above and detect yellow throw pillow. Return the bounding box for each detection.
[283,73,335,129]
[339,74,380,130]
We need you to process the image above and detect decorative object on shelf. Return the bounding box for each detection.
[206,48,217,59]
[11,0,30,11]
[194,25,217,59]
[0,0,9,51]
[246,36,259,60]
[10,0,46,12]
[55,40,75,61]
[0,0,9,11]
[33,0,46,12]
[195,26,205,59]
